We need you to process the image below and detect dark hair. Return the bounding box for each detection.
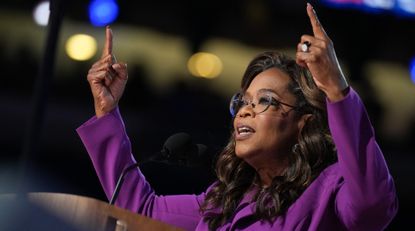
[200,51,337,230]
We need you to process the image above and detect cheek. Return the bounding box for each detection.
[259,116,285,134]
[259,116,298,145]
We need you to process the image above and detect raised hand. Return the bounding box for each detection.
[87,26,128,117]
[296,3,348,102]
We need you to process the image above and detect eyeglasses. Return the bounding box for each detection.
[229,92,297,117]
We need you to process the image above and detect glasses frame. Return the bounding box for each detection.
[229,92,297,117]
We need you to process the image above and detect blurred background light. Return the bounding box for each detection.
[364,0,394,10]
[88,0,119,27]
[410,57,415,83]
[323,0,415,17]
[398,0,415,13]
[65,34,97,61]
[33,1,50,26]
[187,52,223,79]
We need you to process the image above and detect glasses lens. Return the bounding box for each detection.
[255,95,272,114]
[229,93,275,116]
[229,93,242,117]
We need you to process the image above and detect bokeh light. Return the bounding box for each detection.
[89,0,119,27]
[410,57,415,84]
[65,34,97,61]
[187,52,223,79]
[33,1,50,26]
[323,0,415,17]
[399,0,415,14]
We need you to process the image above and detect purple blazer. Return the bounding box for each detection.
[77,88,397,230]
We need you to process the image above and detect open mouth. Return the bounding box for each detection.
[237,125,255,135]
[235,124,255,140]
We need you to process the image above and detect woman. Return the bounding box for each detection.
[77,4,397,230]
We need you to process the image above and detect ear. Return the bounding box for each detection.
[297,113,313,133]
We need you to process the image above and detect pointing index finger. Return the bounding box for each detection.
[306,3,328,39]
[102,26,113,58]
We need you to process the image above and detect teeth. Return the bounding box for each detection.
[238,126,253,134]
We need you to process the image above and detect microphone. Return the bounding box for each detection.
[157,132,208,167]
[109,132,207,205]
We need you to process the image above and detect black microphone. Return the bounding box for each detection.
[154,132,193,163]
[157,132,208,167]
[109,132,206,205]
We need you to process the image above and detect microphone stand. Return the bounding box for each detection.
[18,0,65,195]
[109,152,167,205]
[109,163,140,205]
[109,133,211,205]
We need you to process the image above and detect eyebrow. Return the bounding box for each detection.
[257,88,283,98]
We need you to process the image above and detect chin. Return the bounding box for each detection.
[235,144,254,160]
[234,146,244,158]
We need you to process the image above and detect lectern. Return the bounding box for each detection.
[0,193,184,231]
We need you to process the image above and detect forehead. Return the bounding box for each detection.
[245,68,292,96]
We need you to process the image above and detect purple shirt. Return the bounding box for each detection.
[77,88,397,230]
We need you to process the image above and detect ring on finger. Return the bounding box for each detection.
[301,41,311,53]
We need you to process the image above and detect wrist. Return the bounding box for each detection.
[324,83,349,102]
[95,110,107,118]
[94,100,114,118]
[320,75,349,102]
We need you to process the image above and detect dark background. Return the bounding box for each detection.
[1,0,414,230]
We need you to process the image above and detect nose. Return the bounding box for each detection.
[237,103,255,117]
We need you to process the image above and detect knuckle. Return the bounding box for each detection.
[320,41,328,50]
[95,72,104,79]
[314,47,322,55]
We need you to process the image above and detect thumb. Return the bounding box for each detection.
[112,63,128,79]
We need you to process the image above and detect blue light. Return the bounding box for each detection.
[89,0,119,27]
[410,57,415,84]
[321,0,415,18]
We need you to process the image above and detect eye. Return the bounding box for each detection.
[258,96,270,105]
[269,97,282,108]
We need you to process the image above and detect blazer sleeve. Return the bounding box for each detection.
[327,87,398,230]
[76,107,204,231]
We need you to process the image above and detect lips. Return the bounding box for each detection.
[235,123,255,140]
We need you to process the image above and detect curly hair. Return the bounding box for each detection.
[200,51,337,230]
